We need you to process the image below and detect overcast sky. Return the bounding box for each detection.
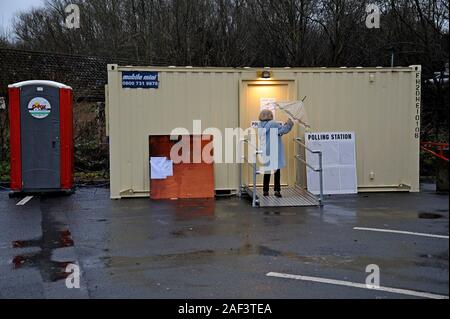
[0,0,44,32]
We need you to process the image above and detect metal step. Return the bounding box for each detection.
[245,186,320,207]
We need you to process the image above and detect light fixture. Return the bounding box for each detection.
[261,70,271,79]
[257,70,273,79]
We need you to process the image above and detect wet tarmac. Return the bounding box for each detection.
[0,184,448,299]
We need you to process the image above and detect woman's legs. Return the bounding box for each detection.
[274,169,281,192]
[263,173,271,194]
[264,169,281,195]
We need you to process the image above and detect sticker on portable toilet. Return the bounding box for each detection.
[28,97,51,119]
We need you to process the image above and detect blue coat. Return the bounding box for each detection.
[258,120,294,172]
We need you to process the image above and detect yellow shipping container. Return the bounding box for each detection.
[106,65,421,199]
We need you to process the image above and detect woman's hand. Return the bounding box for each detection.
[287,118,294,126]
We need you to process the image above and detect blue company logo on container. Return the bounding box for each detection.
[122,71,159,89]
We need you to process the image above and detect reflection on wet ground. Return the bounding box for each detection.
[101,243,355,270]
[419,212,444,219]
[12,254,73,281]
[11,206,74,283]
[1,185,448,298]
[101,242,449,275]
[173,200,216,220]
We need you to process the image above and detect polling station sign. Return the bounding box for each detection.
[122,71,159,89]
[305,132,358,195]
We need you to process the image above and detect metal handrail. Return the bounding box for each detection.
[294,138,324,205]
[294,139,322,154]
[240,138,260,207]
[295,155,320,172]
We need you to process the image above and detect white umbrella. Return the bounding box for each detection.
[274,97,310,129]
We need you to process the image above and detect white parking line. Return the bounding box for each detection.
[16,196,34,206]
[266,272,449,299]
[354,227,449,239]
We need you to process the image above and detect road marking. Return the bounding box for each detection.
[354,227,449,239]
[16,196,34,206]
[266,272,449,299]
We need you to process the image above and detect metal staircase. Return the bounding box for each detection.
[240,135,324,208]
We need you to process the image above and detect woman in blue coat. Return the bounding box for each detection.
[258,109,294,198]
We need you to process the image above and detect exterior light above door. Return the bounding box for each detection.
[257,70,273,79]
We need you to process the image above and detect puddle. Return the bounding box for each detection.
[102,244,353,270]
[263,211,297,216]
[170,224,217,237]
[59,230,74,247]
[12,239,41,248]
[11,208,76,282]
[12,255,28,269]
[419,251,449,261]
[418,213,443,219]
[12,230,73,249]
[351,253,449,272]
[12,254,74,281]
[264,212,281,216]
[174,200,216,220]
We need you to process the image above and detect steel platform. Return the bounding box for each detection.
[244,186,320,207]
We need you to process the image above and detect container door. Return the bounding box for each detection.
[20,85,60,190]
[240,81,297,188]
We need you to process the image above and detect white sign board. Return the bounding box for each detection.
[260,98,276,118]
[305,132,357,195]
[251,121,260,129]
[150,157,173,180]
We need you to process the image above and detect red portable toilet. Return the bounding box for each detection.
[8,80,74,194]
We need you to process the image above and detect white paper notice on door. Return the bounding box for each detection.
[305,132,357,195]
[150,157,173,180]
[260,98,276,119]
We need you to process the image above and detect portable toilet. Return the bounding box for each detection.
[8,80,74,194]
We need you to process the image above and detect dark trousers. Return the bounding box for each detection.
[263,169,281,193]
